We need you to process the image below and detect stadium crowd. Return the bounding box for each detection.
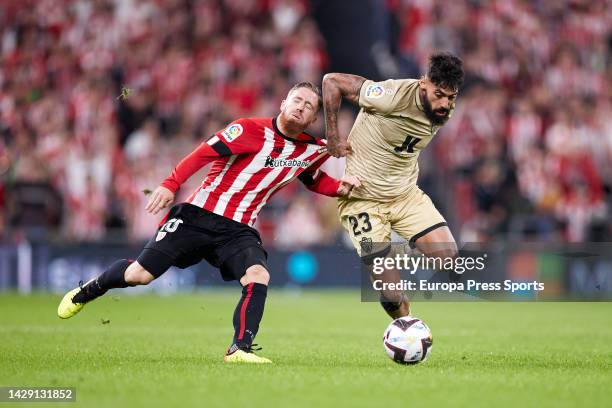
[0,0,610,246]
[0,0,333,245]
[394,0,611,242]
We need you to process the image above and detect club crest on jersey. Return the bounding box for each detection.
[221,124,243,142]
[365,84,385,99]
[360,237,373,254]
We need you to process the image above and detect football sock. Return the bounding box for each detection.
[73,259,132,303]
[380,293,406,313]
[232,282,268,349]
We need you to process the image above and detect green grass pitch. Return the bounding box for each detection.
[1,291,611,407]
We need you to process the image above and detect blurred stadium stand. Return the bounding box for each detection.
[0,0,610,253]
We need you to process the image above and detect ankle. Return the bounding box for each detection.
[73,280,106,303]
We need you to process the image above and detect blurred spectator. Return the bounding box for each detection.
[275,193,326,248]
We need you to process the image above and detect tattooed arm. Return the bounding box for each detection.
[322,73,366,157]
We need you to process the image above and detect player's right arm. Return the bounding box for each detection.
[144,138,222,214]
[145,119,257,214]
[322,73,366,157]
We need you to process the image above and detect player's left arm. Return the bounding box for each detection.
[298,156,361,197]
[322,73,367,158]
[298,169,361,197]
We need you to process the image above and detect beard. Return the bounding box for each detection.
[421,89,450,126]
[276,110,311,138]
[280,111,305,132]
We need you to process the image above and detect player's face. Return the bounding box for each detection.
[419,78,458,126]
[280,88,319,130]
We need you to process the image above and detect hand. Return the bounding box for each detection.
[337,175,362,196]
[145,186,175,215]
[327,139,352,158]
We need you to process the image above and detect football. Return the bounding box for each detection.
[383,316,433,364]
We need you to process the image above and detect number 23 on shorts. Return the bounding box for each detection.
[348,212,372,236]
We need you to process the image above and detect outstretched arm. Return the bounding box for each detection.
[146,119,258,215]
[145,141,222,214]
[322,73,366,157]
[298,170,362,197]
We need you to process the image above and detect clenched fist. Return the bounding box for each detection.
[327,140,353,158]
[337,175,362,196]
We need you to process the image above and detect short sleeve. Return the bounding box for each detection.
[358,79,417,115]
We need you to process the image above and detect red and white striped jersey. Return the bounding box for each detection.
[161,117,335,227]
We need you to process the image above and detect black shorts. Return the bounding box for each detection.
[137,203,268,281]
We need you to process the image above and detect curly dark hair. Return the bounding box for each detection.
[427,52,464,91]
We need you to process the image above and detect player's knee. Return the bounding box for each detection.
[124,263,155,285]
[242,265,270,285]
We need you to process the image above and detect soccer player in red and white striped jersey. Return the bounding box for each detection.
[58,82,361,364]
[159,114,333,227]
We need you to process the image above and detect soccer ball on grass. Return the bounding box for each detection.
[383,316,433,365]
